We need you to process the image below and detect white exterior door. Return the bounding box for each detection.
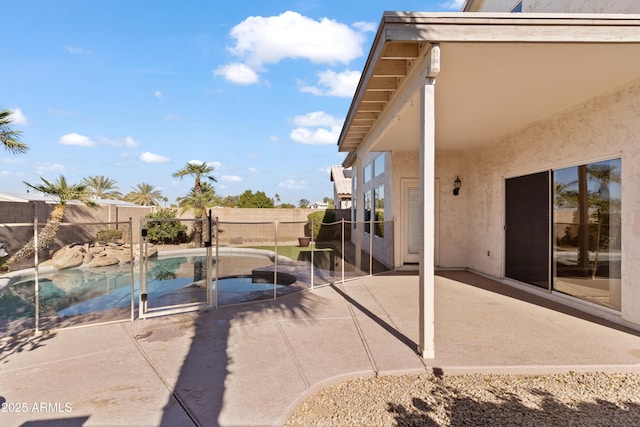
[402,178,439,265]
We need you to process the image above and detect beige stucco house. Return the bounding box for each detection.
[337,1,640,357]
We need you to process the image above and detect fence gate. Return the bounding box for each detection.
[139,213,213,319]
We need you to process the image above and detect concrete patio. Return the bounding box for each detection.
[1,270,640,426]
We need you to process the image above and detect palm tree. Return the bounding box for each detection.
[82,175,123,200]
[0,108,28,154]
[177,182,216,219]
[8,175,96,264]
[172,161,217,194]
[173,161,217,247]
[124,183,164,206]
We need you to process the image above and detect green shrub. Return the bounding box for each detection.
[306,210,336,241]
[96,229,123,243]
[145,208,188,245]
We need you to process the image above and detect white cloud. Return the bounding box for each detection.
[290,126,341,145]
[278,179,307,189]
[154,91,163,99]
[213,62,259,85]
[35,162,65,173]
[221,175,243,182]
[441,0,465,10]
[10,108,28,125]
[293,111,343,127]
[298,69,360,97]
[290,111,342,145]
[66,46,92,55]
[1,157,24,164]
[99,136,140,147]
[248,167,258,173]
[230,11,366,67]
[217,11,369,85]
[58,133,95,147]
[352,21,377,32]
[140,151,170,163]
[269,135,279,143]
[163,113,179,121]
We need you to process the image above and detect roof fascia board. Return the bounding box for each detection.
[382,13,640,43]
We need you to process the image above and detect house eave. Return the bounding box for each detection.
[337,12,640,156]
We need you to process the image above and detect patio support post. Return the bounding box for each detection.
[418,44,439,359]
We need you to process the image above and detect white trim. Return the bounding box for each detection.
[401,179,420,264]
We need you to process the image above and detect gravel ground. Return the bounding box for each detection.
[285,372,640,426]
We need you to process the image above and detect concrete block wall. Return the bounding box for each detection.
[1,204,351,261]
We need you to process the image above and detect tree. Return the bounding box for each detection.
[237,190,274,208]
[177,182,217,217]
[8,175,96,264]
[145,208,188,245]
[82,175,122,200]
[0,108,28,154]
[124,183,164,206]
[299,198,310,208]
[173,161,218,246]
[220,195,239,208]
[172,161,217,194]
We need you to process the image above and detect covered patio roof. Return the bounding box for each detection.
[339,13,640,165]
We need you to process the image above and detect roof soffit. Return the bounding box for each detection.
[338,13,640,163]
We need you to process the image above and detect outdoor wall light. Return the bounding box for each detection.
[453,176,462,196]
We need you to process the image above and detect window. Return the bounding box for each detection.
[553,158,621,310]
[374,154,385,177]
[511,1,522,12]
[374,185,384,237]
[364,191,372,233]
[363,163,372,184]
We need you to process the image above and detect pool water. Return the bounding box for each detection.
[0,252,289,321]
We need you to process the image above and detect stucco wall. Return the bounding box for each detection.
[467,0,640,13]
[466,0,520,12]
[463,77,640,324]
[434,151,468,268]
[525,0,640,13]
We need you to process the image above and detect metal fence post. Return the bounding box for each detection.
[139,217,147,319]
[33,217,40,335]
[205,210,213,310]
[341,218,345,284]
[129,217,135,321]
[310,217,314,290]
[369,218,373,276]
[215,216,219,309]
[274,219,278,300]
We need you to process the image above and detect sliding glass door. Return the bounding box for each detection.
[505,159,622,310]
[553,159,622,310]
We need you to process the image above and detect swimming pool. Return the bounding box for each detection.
[0,248,298,333]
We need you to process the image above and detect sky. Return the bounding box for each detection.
[1,0,464,206]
